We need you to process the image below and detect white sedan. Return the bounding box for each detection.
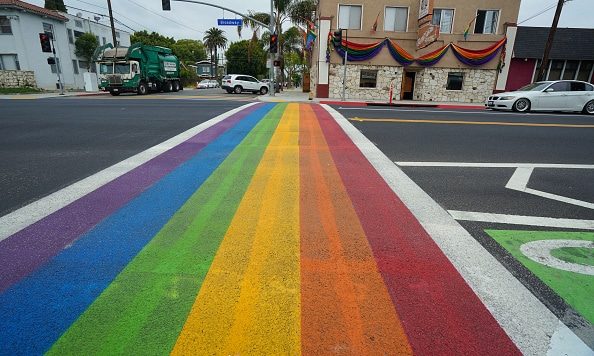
[486,80,594,114]
[196,80,219,89]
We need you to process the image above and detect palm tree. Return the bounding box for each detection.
[241,0,316,84]
[203,28,228,79]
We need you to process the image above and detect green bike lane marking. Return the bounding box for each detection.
[486,230,594,325]
[48,104,286,355]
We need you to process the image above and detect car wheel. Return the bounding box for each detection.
[137,82,148,95]
[583,100,594,115]
[260,86,269,95]
[109,91,120,96]
[234,86,243,94]
[513,98,531,113]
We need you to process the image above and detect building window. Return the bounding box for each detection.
[562,60,579,80]
[548,60,564,81]
[75,20,83,28]
[577,61,593,82]
[338,5,362,30]
[79,60,88,70]
[102,37,107,45]
[43,22,54,35]
[74,30,84,39]
[50,57,61,74]
[384,7,408,32]
[474,10,499,34]
[115,31,120,38]
[446,72,463,90]
[432,9,454,34]
[72,59,79,75]
[359,70,378,88]
[95,35,100,43]
[0,16,12,34]
[68,29,74,44]
[0,54,20,70]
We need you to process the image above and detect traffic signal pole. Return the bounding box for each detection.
[269,0,275,96]
[342,29,347,101]
[49,34,64,95]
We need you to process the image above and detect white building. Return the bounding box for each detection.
[0,0,130,90]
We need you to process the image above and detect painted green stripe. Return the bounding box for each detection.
[487,230,594,325]
[48,103,287,355]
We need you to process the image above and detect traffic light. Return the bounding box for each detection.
[39,33,52,53]
[270,33,278,54]
[333,30,342,47]
[162,0,171,11]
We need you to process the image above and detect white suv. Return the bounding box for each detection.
[222,74,269,95]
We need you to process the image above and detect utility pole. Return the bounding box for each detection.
[107,0,117,49]
[536,0,565,81]
[269,0,275,96]
[342,29,347,101]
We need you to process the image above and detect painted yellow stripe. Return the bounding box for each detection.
[349,117,594,128]
[171,103,300,355]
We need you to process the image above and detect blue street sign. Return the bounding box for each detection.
[217,19,243,26]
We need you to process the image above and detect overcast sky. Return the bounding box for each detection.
[28,0,594,43]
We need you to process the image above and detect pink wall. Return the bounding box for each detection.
[506,58,536,92]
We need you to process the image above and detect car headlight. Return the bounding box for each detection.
[499,96,515,100]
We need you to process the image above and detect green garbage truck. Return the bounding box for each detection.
[94,43,181,96]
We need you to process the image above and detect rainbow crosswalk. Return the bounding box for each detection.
[0,103,520,355]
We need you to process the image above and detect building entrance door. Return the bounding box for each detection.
[401,71,416,100]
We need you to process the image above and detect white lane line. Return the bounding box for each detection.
[505,166,534,190]
[396,162,594,169]
[0,102,259,241]
[548,320,594,356]
[337,106,590,118]
[522,188,594,210]
[321,104,593,355]
[448,210,594,230]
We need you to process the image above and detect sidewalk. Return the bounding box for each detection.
[0,91,109,100]
[258,88,485,109]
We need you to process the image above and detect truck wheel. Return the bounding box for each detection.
[260,86,269,95]
[172,81,180,92]
[137,82,148,95]
[234,85,243,94]
[110,91,120,96]
[164,81,173,92]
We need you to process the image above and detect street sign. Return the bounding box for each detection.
[217,19,242,26]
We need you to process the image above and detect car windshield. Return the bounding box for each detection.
[99,63,113,74]
[517,82,551,91]
[114,63,130,74]
[199,80,209,84]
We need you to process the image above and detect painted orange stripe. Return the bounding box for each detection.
[299,104,413,354]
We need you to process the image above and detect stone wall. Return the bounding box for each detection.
[329,64,402,101]
[0,70,37,88]
[414,68,497,103]
[326,63,496,103]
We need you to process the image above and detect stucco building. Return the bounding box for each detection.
[0,0,130,90]
[311,0,521,102]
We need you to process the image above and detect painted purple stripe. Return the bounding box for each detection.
[0,103,262,293]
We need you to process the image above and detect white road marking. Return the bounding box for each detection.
[505,166,534,190]
[322,104,593,355]
[396,162,594,169]
[337,106,589,118]
[548,321,594,356]
[0,102,259,242]
[520,239,594,276]
[448,210,594,230]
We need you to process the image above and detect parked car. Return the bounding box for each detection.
[196,79,218,89]
[261,79,280,93]
[486,80,594,114]
[222,74,269,95]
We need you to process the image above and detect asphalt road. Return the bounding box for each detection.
[337,105,594,347]
[0,97,247,215]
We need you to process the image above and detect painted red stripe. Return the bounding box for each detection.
[313,104,520,355]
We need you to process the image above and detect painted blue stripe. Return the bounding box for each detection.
[0,103,274,355]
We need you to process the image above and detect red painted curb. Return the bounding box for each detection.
[319,101,368,107]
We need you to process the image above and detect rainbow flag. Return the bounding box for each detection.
[0,103,520,355]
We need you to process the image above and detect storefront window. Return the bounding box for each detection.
[562,60,579,80]
[446,72,463,90]
[548,60,564,81]
[360,70,378,88]
[577,61,593,82]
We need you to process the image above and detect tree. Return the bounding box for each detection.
[284,51,305,88]
[130,30,175,48]
[203,28,228,79]
[225,40,267,78]
[74,33,99,70]
[171,39,207,64]
[44,0,67,12]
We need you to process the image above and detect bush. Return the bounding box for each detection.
[180,67,198,88]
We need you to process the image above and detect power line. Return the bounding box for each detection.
[67,0,149,32]
[64,4,137,32]
[126,0,204,34]
[517,0,572,25]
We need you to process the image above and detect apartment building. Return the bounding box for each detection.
[311,0,521,102]
[0,0,130,90]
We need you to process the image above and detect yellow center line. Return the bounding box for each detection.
[349,117,594,128]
